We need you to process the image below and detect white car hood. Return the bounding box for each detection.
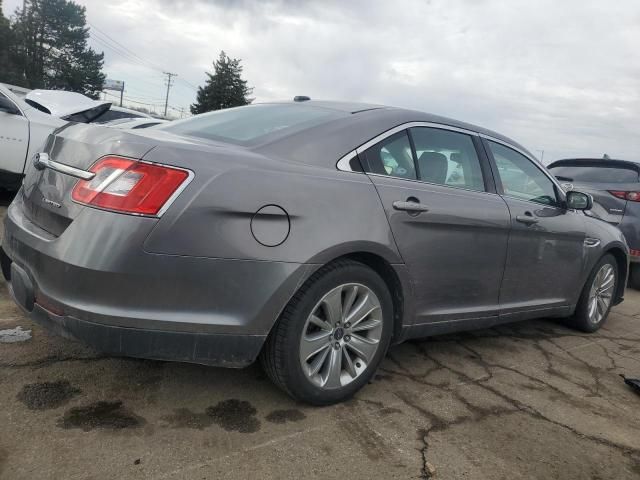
[25,89,111,119]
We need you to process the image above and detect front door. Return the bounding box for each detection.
[361,126,511,325]
[484,139,586,315]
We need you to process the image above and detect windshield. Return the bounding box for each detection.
[160,104,345,145]
[549,165,639,183]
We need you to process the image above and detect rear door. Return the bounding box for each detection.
[484,140,586,314]
[361,124,511,325]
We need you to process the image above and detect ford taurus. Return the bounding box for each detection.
[1,100,628,404]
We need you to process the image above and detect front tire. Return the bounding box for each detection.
[261,260,393,405]
[566,254,618,333]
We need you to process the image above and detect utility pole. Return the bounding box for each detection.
[163,72,177,118]
[120,81,124,107]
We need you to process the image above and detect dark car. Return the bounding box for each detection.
[1,101,629,405]
[547,158,640,287]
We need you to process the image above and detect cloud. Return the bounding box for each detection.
[3,0,639,161]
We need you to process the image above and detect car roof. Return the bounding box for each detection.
[255,100,536,166]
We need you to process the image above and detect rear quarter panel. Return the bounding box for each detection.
[143,146,402,265]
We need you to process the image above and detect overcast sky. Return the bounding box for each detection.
[4,0,639,162]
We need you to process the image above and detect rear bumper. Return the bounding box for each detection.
[3,255,268,367]
[2,196,313,367]
[9,277,264,367]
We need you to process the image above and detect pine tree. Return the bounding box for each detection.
[191,51,253,114]
[9,0,105,98]
[0,0,23,85]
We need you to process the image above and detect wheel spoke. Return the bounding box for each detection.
[301,331,332,361]
[345,293,380,328]
[346,334,378,363]
[342,285,359,321]
[350,318,382,332]
[597,295,608,316]
[342,348,357,378]
[309,314,332,331]
[324,348,343,388]
[307,345,331,376]
[588,296,597,320]
[323,288,343,326]
[600,272,614,290]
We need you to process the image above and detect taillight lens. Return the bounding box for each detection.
[71,156,190,215]
[609,190,640,202]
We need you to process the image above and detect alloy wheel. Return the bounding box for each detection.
[587,263,615,324]
[299,283,383,389]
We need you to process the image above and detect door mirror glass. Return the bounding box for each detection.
[566,191,593,210]
[0,96,20,115]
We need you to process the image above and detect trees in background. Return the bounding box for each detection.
[191,51,253,114]
[0,0,23,85]
[0,0,105,98]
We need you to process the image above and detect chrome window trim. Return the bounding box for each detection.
[355,122,480,156]
[337,121,494,195]
[364,171,501,198]
[336,121,480,173]
[336,151,358,172]
[481,134,568,207]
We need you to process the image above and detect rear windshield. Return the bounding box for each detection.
[161,104,345,145]
[549,165,639,183]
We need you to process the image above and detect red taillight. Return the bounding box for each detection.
[609,190,640,202]
[71,156,190,215]
[630,249,640,258]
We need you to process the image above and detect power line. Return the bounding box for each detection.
[88,22,167,73]
[88,22,199,92]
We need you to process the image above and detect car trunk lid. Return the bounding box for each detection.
[21,123,158,236]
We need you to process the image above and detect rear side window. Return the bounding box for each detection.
[410,127,485,191]
[549,165,639,183]
[362,131,417,180]
[162,104,345,145]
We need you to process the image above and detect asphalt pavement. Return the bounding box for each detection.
[1,202,639,479]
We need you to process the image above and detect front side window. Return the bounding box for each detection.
[488,141,559,206]
[362,131,417,180]
[410,127,485,191]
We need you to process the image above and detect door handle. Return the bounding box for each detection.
[392,201,430,213]
[516,215,538,225]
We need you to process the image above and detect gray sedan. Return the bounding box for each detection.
[1,100,628,404]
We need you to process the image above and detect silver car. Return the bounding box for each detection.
[1,100,628,405]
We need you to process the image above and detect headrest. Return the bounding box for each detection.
[418,151,448,184]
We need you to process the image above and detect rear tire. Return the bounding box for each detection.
[628,263,640,290]
[260,259,393,405]
[566,254,617,333]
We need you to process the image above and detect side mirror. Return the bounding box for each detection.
[566,191,593,211]
[0,96,20,115]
